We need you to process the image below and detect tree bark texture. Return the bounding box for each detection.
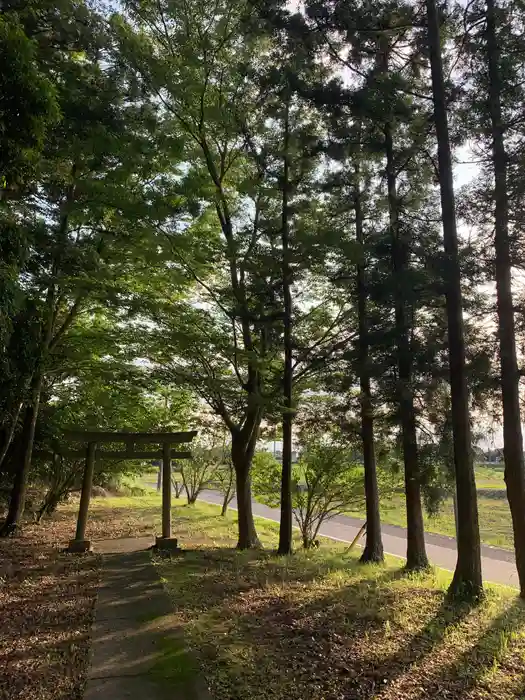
[486,0,525,598]
[354,160,384,564]
[0,400,23,472]
[0,374,43,535]
[426,0,483,597]
[231,422,261,549]
[385,117,428,570]
[279,101,293,556]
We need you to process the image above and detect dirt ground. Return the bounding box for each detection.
[0,498,158,700]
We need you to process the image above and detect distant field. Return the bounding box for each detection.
[347,491,513,549]
[347,463,512,549]
[475,463,506,490]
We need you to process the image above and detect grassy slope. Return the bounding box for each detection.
[475,464,506,490]
[347,491,514,550]
[343,464,512,550]
[115,496,525,700]
[5,493,516,700]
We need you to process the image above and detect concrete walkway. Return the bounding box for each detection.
[198,489,519,590]
[85,537,209,700]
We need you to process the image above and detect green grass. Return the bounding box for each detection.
[151,636,199,684]
[66,493,295,547]
[143,499,525,700]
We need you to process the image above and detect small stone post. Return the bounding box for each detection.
[67,441,96,553]
[156,441,179,550]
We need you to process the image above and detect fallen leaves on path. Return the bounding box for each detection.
[0,525,99,700]
[0,496,160,700]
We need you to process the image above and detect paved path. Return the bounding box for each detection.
[197,489,519,590]
[84,537,209,700]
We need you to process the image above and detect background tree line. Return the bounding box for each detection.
[2,0,525,603]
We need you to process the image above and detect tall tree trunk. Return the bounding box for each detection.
[279,101,293,556]
[425,0,483,597]
[385,120,429,570]
[486,0,525,598]
[354,161,384,564]
[231,423,261,549]
[0,374,43,535]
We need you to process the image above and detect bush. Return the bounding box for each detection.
[180,446,219,504]
[293,441,365,548]
[33,454,85,522]
[251,451,281,507]
[215,455,235,515]
[252,443,396,549]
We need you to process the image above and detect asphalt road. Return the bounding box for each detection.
[148,482,519,589]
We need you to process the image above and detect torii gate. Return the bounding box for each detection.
[61,429,197,553]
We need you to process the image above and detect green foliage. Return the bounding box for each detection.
[0,13,59,191]
[0,0,520,573]
[111,0,356,462]
[0,0,194,511]
[293,440,367,548]
[111,0,280,442]
[25,308,194,518]
[251,451,283,508]
[215,457,236,515]
[252,440,398,549]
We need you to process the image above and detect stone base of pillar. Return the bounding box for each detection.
[66,539,93,553]
[155,536,180,552]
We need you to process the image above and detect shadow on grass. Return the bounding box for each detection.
[407,597,525,699]
[157,546,468,698]
[155,545,409,620]
[233,572,474,698]
[0,532,98,700]
[158,544,525,700]
[85,505,161,523]
[181,567,425,698]
[0,567,97,642]
[366,594,477,698]
[0,537,98,636]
